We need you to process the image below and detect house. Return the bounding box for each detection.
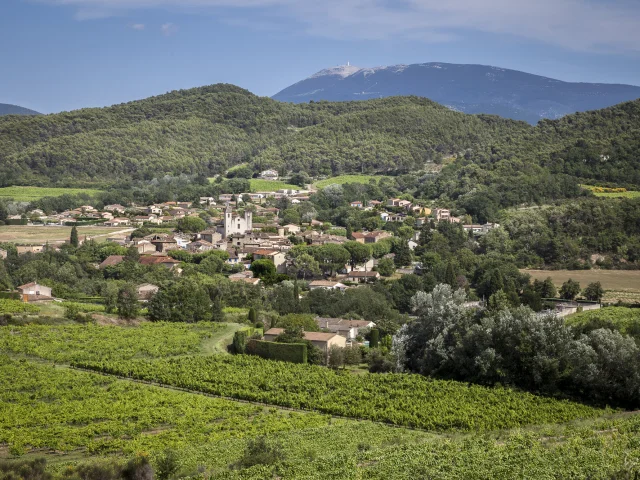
[368,200,382,208]
[99,255,125,269]
[308,280,347,291]
[398,200,412,209]
[412,206,432,217]
[104,204,126,214]
[147,234,179,253]
[252,249,287,273]
[278,224,301,236]
[387,198,402,207]
[352,231,391,244]
[187,240,214,253]
[350,201,363,209]
[199,229,223,244]
[137,283,159,301]
[133,215,162,226]
[315,318,376,340]
[259,169,279,180]
[132,239,157,254]
[0,248,7,259]
[145,206,163,215]
[199,197,216,206]
[263,328,347,354]
[346,271,380,283]
[17,282,53,302]
[104,218,130,227]
[230,276,261,285]
[433,208,451,222]
[16,245,45,255]
[139,256,181,268]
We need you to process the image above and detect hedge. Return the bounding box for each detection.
[246,339,307,364]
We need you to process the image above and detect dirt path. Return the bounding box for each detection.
[200,322,245,355]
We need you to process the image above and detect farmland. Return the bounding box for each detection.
[0,186,102,201]
[523,269,640,303]
[314,174,389,189]
[0,225,130,244]
[248,179,301,192]
[581,184,640,199]
[1,321,639,478]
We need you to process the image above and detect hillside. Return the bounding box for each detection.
[0,84,639,208]
[273,63,640,124]
[0,103,40,116]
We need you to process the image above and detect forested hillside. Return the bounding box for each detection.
[1,84,639,208]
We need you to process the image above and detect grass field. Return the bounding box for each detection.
[0,186,102,201]
[314,174,389,189]
[0,225,130,244]
[523,269,640,303]
[581,185,640,199]
[248,179,301,192]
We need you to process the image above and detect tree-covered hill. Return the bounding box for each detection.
[0,84,638,208]
[0,103,40,116]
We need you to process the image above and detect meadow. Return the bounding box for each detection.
[314,174,389,189]
[0,186,102,201]
[248,179,301,192]
[0,225,129,244]
[581,184,640,199]
[523,269,640,303]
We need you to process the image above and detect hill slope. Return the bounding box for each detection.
[0,84,639,209]
[273,63,640,124]
[0,103,40,116]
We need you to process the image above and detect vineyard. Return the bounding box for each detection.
[0,322,224,362]
[567,307,640,338]
[75,354,606,432]
[0,299,39,315]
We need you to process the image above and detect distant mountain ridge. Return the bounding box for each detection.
[0,103,40,116]
[273,62,640,124]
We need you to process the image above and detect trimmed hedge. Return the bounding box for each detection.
[246,339,307,364]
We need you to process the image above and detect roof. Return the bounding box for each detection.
[254,249,279,256]
[303,331,338,342]
[99,255,125,268]
[309,280,344,287]
[264,328,285,336]
[17,282,43,290]
[348,271,379,277]
[139,256,181,265]
[230,277,261,284]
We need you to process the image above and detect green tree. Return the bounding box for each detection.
[343,241,372,271]
[117,283,140,320]
[287,253,321,280]
[312,244,350,276]
[211,291,224,322]
[534,277,557,298]
[248,307,257,323]
[560,279,581,300]
[377,257,396,277]
[176,216,207,233]
[370,328,380,348]
[583,282,604,302]
[250,259,276,280]
[69,226,79,248]
[345,223,353,240]
[444,261,458,288]
[393,240,412,267]
[328,345,345,369]
[148,278,211,323]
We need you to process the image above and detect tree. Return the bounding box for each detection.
[282,208,301,226]
[148,278,211,323]
[211,290,224,322]
[312,244,350,276]
[583,282,604,302]
[343,241,371,271]
[287,253,321,280]
[444,261,457,288]
[345,223,353,240]
[69,226,79,248]
[487,290,510,312]
[377,257,396,277]
[250,259,276,280]
[293,279,300,313]
[369,328,380,348]
[117,283,139,320]
[560,279,581,300]
[328,345,345,369]
[248,307,257,323]
[176,216,207,233]
[534,277,557,298]
[343,345,362,366]
[393,240,412,267]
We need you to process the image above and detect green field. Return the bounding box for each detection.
[248,179,301,192]
[0,186,102,201]
[581,185,640,199]
[314,174,389,189]
[0,225,129,244]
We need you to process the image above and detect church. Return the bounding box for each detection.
[221,204,253,239]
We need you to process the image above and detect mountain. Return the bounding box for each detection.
[272,63,640,124]
[0,103,40,116]
[1,83,639,210]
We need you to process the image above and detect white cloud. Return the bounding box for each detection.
[130,23,145,30]
[36,0,640,53]
[161,22,178,36]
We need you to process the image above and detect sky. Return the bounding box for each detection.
[1,0,640,113]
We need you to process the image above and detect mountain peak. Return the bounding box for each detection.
[309,64,362,79]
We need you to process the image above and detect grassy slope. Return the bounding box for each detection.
[0,225,129,244]
[314,174,389,189]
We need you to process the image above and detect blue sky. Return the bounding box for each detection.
[2,0,640,113]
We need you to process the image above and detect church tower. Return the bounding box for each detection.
[224,204,233,239]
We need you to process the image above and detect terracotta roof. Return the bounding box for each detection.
[303,332,338,342]
[99,255,125,268]
[348,271,379,277]
[264,328,285,336]
[17,282,40,289]
[254,249,279,256]
[309,280,342,287]
[139,256,181,265]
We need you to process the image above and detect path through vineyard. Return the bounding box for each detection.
[200,322,244,355]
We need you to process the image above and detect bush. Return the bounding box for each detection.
[246,339,307,364]
[233,436,286,469]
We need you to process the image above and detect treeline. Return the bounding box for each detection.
[1,84,639,208]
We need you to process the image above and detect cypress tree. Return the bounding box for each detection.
[70,226,79,248]
[370,328,380,348]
